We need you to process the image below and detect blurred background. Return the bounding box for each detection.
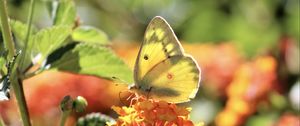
[1,0,299,125]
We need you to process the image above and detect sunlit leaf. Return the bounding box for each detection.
[72,26,109,45]
[53,0,76,26]
[29,26,72,63]
[51,43,133,83]
[10,20,37,44]
[9,20,39,72]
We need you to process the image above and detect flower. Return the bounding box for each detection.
[111,96,203,126]
[215,56,277,126]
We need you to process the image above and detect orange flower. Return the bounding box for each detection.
[216,56,277,126]
[111,97,202,126]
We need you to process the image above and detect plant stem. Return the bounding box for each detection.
[0,0,15,59]
[19,0,36,71]
[59,110,71,126]
[0,116,5,126]
[0,0,31,126]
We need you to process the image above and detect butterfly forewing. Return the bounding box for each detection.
[134,17,184,83]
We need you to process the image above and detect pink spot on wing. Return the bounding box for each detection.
[167,73,173,79]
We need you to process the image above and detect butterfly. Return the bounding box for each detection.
[128,16,201,103]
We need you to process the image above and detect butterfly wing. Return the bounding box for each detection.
[138,55,200,103]
[134,16,184,83]
[133,16,201,103]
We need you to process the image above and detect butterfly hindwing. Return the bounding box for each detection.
[133,16,201,103]
[137,55,200,103]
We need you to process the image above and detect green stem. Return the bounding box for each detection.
[0,0,31,126]
[19,0,36,71]
[59,110,71,126]
[0,115,5,126]
[0,0,15,59]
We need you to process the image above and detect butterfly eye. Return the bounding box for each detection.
[144,55,149,60]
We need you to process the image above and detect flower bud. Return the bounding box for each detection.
[73,96,88,112]
[60,95,73,112]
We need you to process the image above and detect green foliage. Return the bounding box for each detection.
[270,92,288,110]
[51,43,133,83]
[53,0,76,26]
[28,26,72,64]
[229,0,281,58]
[10,20,37,45]
[285,0,300,42]
[229,16,280,58]
[5,0,132,84]
[72,26,109,44]
[181,0,282,58]
[181,1,229,43]
[49,0,132,83]
[9,20,34,71]
[246,113,279,126]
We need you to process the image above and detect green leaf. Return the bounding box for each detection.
[53,0,76,26]
[51,43,133,83]
[29,26,72,63]
[9,20,38,72]
[72,26,109,44]
[10,20,37,44]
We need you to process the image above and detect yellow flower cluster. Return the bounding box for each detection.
[111,97,203,126]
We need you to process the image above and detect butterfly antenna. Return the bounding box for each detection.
[111,76,128,85]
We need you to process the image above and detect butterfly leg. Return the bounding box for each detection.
[146,87,153,100]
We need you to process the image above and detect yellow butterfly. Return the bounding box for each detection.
[129,16,201,103]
